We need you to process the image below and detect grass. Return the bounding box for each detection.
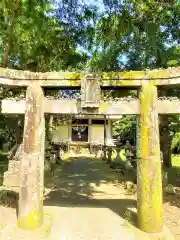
[168,155,180,186]
[171,155,180,167]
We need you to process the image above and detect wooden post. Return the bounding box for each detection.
[18,84,45,229]
[137,81,163,233]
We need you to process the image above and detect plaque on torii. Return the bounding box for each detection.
[81,74,101,108]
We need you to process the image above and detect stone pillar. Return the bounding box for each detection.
[18,84,45,230]
[3,143,23,189]
[137,81,163,233]
[107,118,112,145]
[88,118,92,143]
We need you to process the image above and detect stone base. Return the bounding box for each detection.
[126,207,175,240]
[148,225,175,240]
[3,160,20,189]
[8,160,20,172]
[3,171,19,188]
[96,150,103,159]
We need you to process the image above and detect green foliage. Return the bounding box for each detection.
[0,0,179,72]
[0,0,179,149]
[112,116,136,139]
[167,46,180,67]
[172,133,180,153]
[88,0,180,71]
[0,0,88,71]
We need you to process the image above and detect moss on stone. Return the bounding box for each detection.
[18,208,43,229]
[148,69,170,79]
[69,80,80,86]
[0,67,180,87]
[61,152,69,161]
[99,101,108,113]
[137,81,163,233]
[66,72,83,80]
[122,71,146,79]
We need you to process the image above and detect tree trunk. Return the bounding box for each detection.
[160,127,173,168]
[155,50,172,168]
[159,88,172,168]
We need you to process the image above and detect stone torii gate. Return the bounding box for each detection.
[1,67,180,233]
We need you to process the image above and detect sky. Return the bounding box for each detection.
[86,0,105,11]
[54,0,105,12]
[53,0,179,68]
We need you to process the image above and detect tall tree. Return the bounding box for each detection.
[87,0,180,167]
[0,0,88,71]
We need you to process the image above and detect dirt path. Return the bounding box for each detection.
[0,157,177,239]
[164,194,180,240]
[44,157,136,216]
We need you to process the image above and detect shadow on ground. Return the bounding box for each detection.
[1,155,180,231]
[168,166,180,187]
[44,157,137,226]
[163,163,180,209]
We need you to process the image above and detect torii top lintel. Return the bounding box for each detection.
[0,67,180,87]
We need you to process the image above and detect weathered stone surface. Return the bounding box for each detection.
[3,98,180,115]
[3,160,20,188]
[148,225,175,240]
[137,81,163,233]
[8,144,18,160]
[7,160,20,173]
[3,171,19,188]
[13,143,23,161]
[81,74,101,108]
[3,143,23,189]
[96,149,104,159]
[18,83,45,230]
[0,66,180,87]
